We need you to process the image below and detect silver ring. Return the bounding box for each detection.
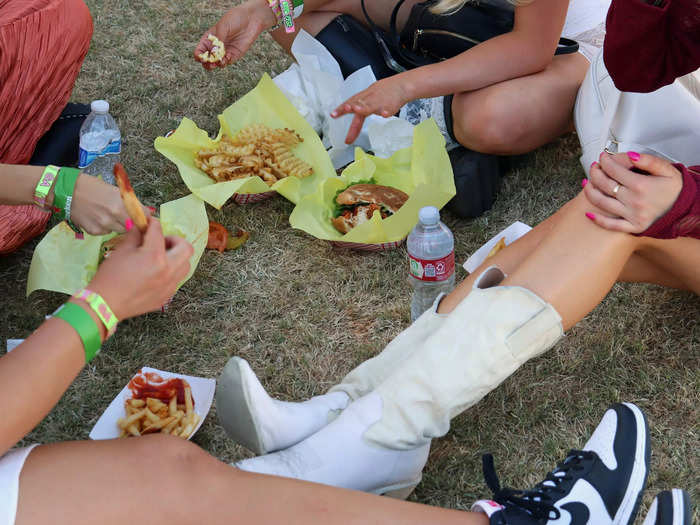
[612,184,621,195]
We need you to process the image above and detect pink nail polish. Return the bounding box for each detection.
[147,206,156,213]
[627,151,640,162]
[590,161,597,170]
[585,212,596,221]
[125,218,134,231]
[581,178,588,188]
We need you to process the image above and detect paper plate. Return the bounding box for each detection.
[89,367,215,441]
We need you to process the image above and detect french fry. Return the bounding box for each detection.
[169,396,177,417]
[129,399,146,408]
[119,409,147,429]
[114,163,148,232]
[146,398,166,413]
[486,237,507,260]
[184,386,193,419]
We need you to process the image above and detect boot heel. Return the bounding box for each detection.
[382,483,418,500]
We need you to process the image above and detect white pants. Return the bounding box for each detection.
[0,445,38,525]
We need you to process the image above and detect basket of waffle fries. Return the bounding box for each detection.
[90,368,215,440]
[155,74,336,209]
[288,120,456,251]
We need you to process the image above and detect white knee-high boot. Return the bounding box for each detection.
[365,266,563,449]
[236,267,563,496]
[216,296,448,454]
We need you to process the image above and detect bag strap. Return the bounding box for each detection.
[555,37,579,56]
[361,0,407,72]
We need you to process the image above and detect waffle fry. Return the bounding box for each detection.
[117,383,200,440]
[198,34,225,63]
[194,123,313,185]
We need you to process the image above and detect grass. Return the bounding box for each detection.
[1,0,698,521]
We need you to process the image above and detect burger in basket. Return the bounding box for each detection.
[331,183,409,234]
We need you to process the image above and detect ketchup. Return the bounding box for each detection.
[127,370,193,407]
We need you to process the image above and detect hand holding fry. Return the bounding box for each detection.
[87,218,194,320]
[114,163,148,232]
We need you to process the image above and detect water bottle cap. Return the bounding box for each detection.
[91,100,109,114]
[418,206,439,225]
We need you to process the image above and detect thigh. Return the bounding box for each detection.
[452,52,590,154]
[631,236,700,294]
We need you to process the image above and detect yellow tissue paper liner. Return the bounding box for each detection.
[26,194,208,297]
[154,74,336,209]
[289,119,456,244]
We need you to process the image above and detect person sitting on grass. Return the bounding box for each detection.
[195,0,610,217]
[0,229,690,525]
[212,0,699,500]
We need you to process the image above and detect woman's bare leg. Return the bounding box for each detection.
[451,52,590,155]
[16,435,486,525]
[439,192,700,329]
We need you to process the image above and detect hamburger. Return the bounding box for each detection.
[331,184,409,234]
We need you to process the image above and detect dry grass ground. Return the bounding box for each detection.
[1,0,698,521]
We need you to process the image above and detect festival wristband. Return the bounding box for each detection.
[33,165,60,208]
[53,167,83,235]
[266,0,282,29]
[53,302,102,363]
[74,288,119,336]
[279,0,295,33]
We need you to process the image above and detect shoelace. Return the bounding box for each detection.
[482,450,596,520]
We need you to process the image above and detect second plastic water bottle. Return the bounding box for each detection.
[407,206,455,322]
[79,100,121,185]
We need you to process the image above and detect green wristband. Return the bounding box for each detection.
[53,167,83,235]
[53,302,102,363]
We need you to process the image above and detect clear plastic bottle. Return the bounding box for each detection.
[407,206,456,322]
[78,100,121,185]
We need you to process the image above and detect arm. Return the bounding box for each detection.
[0,218,194,454]
[333,0,569,142]
[604,0,700,92]
[0,163,146,235]
[194,0,337,68]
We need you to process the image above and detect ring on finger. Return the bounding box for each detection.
[612,183,621,196]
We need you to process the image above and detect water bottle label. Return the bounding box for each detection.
[409,252,455,282]
[78,139,122,168]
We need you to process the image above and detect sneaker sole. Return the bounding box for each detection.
[216,357,267,455]
[614,402,651,525]
[667,489,692,525]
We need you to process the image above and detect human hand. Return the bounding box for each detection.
[70,174,151,235]
[583,151,683,233]
[331,77,411,144]
[87,218,194,321]
[194,1,275,70]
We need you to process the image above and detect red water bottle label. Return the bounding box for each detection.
[408,252,455,282]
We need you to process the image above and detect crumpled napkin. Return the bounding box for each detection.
[273,30,415,168]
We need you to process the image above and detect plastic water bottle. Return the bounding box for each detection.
[79,100,121,185]
[408,206,455,321]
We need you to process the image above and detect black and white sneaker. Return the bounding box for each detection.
[472,402,650,524]
[641,490,692,525]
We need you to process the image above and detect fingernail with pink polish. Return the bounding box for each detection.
[581,178,588,188]
[125,218,134,231]
[585,212,596,221]
[627,151,640,162]
[147,206,156,213]
[590,161,597,170]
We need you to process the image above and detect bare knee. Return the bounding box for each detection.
[134,434,219,486]
[452,94,529,154]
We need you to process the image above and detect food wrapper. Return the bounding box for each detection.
[154,74,336,208]
[26,194,208,296]
[462,221,532,273]
[289,119,455,245]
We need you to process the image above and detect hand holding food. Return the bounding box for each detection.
[195,124,313,185]
[331,77,412,144]
[198,34,226,63]
[331,184,409,234]
[114,163,148,232]
[88,218,194,321]
[117,371,200,439]
[194,1,276,70]
[584,152,683,233]
[69,173,142,235]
